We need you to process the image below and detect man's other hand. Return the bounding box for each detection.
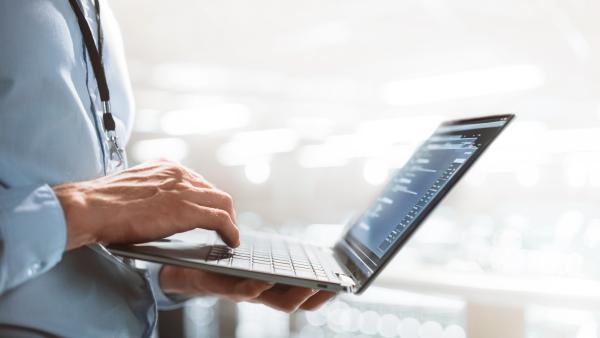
[159,266,336,313]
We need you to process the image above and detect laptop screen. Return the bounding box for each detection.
[335,114,514,293]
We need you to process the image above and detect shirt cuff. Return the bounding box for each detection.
[144,262,190,310]
[0,184,67,291]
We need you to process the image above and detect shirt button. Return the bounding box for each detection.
[27,262,43,276]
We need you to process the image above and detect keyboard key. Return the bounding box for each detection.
[217,259,231,266]
[275,268,295,276]
[294,267,313,273]
[273,260,292,267]
[252,263,272,273]
[253,257,271,264]
[235,234,342,283]
[293,263,311,269]
[231,259,250,269]
[295,270,316,279]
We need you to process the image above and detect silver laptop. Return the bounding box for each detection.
[109,114,514,294]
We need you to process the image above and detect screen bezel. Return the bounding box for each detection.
[334,114,515,293]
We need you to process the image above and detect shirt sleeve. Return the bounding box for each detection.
[0,184,67,294]
[144,262,190,310]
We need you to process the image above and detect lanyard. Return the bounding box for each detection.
[68,0,125,170]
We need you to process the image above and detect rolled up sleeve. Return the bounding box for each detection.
[0,184,67,294]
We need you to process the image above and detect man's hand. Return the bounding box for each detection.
[159,266,336,313]
[53,159,334,313]
[53,160,239,250]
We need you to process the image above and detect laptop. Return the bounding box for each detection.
[109,114,514,294]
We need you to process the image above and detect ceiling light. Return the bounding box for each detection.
[217,129,298,166]
[382,64,544,105]
[161,103,250,135]
[244,158,271,184]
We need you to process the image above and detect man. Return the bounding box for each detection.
[0,0,334,337]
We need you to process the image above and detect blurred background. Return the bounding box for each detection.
[109,0,600,337]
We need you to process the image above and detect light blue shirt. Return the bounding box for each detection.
[0,1,180,336]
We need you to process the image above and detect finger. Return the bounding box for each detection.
[180,166,215,189]
[253,286,318,313]
[189,269,246,294]
[299,291,336,311]
[232,279,275,301]
[181,188,236,224]
[186,270,273,300]
[178,201,240,247]
[177,169,235,225]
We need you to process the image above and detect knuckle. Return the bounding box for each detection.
[241,288,261,300]
[213,209,231,224]
[249,289,263,299]
[176,181,192,190]
[234,283,260,301]
[164,163,186,178]
[147,185,161,198]
[220,191,234,207]
[158,177,180,190]
[281,305,297,314]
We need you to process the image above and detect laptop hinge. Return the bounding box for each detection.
[322,247,358,293]
[334,272,357,292]
[338,240,374,275]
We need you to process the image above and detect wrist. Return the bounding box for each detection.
[159,265,202,296]
[53,182,97,250]
[159,265,185,295]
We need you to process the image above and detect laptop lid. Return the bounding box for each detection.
[333,114,515,293]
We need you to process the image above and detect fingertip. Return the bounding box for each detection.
[223,224,240,248]
[227,238,240,248]
[232,226,241,248]
[254,280,275,291]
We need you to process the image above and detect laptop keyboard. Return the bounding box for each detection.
[204,234,337,282]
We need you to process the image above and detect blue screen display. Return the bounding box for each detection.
[348,119,508,259]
